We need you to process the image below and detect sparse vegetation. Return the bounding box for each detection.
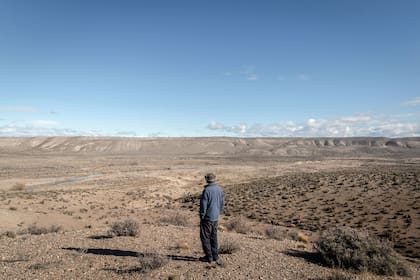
[219,239,240,254]
[108,220,139,237]
[160,213,189,227]
[265,226,285,240]
[26,224,62,235]
[29,263,49,270]
[310,270,355,280]
[176,242,190,250]
[226,218,251,234]
[315,227,410,276]
[297,232,309,243]
[138,252,169,273]
[3,231,16,238]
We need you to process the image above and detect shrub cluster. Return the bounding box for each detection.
[108,220,139,237]
[160,213,189,227]
[265,226,285,240]
[27,224,61,235]
[219,239,240,254]
[226,218,251,234]
[315,227,410,276]
[138,252,169,273]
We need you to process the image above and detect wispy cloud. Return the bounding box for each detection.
[207,113,420,137]
[0,121,138,137]
[0,106,35,112]
[401,97,420,106]
[0,123,80,137]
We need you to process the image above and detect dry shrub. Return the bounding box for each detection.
[160,213,189,227]
[310,270,355,280]
[27,224,61,235]
[315,227,410,276]
[138,252,169,273]
[297,232,309,244]
[325,270,355,280]
[11,182,26,191]
[226,218,251,234]
[219,239,240,254]
[176,242,190,250]
[108,220,139,237]
[3,231,16,238]
[265,226,285,240]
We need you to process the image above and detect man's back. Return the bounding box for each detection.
[200,183,224,221]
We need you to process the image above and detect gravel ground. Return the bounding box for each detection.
[1,224,418,280]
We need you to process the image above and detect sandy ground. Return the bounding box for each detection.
[0,137,419,279]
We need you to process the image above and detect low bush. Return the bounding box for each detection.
[315,227,410,276]
[226,218,251,234]
[3,231,16,238]
[27,224,61,235]
[160,213,189,227]
[219,239,240,254]
[108,220,139,237]
[265,226,285,240]
[138,252,169,273]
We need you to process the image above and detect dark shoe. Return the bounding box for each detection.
[199,256,212,263]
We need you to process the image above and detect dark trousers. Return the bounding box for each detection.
[200,219,218,261]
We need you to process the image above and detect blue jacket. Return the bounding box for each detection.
[200,183,224,221]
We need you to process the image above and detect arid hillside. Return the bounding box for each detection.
[0,137,420,157]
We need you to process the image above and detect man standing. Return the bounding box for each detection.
[199,173,224,265]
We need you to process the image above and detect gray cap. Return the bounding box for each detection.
[204,173,216,183]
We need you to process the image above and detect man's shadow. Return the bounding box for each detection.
[62,247,200,262]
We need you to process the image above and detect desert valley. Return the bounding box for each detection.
[0,137,419,279]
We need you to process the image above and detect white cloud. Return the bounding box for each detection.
[401,97,420,106]
[276,75,287,81]
[223,71,232,76]
[0,106,35,112]
[0,121,139,137]
[0,123,81,137]
[206,114,420,137]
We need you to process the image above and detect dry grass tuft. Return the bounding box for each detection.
[310,270,355,280]
[160,213,189,227]
[226,218,251,234]
[138,252,169,273]
[3,231,17,238]
[315,227,410,276]
[26,224,61,235]
[108,220,139,237]
[176,242,190,250]
[219,239,240,254]
[265,226,285,240]
[297,232,309,244]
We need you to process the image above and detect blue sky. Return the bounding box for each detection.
[1,0,419,137]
